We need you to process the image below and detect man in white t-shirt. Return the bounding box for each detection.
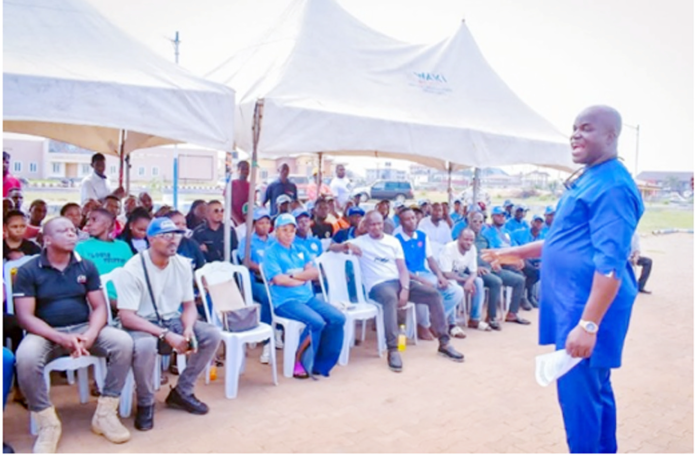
[80,153,124,204]
[117,218,222,431]
[439,229,491,331]
[417,202,452,258]
[329,164,352,207]
[329,210,463,372]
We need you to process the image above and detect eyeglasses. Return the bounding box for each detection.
[156,232,183,241]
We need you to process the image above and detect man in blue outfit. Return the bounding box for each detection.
[293,208,323,261]
[262,214,345,378]
[503,200,514,220]
[504,205,529,234]
[541,206,555,237]
[333,206,365,244]
[511,215,546,308]
[264,164,298,216]
[482,106,643,453]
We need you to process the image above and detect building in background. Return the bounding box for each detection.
[636,171,693,195]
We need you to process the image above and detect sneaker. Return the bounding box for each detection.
[259,344,271,364]
[274,328,284,349]
[165,387,209,415]
[449,325,467,339]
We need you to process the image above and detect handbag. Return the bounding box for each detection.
[140,253,173,355]
[204,276,260,333]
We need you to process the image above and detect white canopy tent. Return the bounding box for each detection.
[3,0,236,157]
[207,0,573,172]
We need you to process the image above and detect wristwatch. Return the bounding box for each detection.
[158,329,170,340]
[578,320,599,334]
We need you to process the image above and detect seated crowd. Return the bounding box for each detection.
[2,154,555,453]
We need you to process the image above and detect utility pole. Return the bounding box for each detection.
[623,123,640,177]
[171,31,181,209]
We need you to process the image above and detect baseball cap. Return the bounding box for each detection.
[253,208,271,221]
[418,199,430,206]
[275,213,297,228]
[514,204,526,212]
[393,201,405,210]
[276,194,292,205]
[503,199,514,207]
[453,198,462,204]
[491,206,505,216]
[347,207,365,217]
[292,208,310,219]
[147,217,185,237]
[532,214,544,222]
[544,205,556,215]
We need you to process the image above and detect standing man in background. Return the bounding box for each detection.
[264,164,297,216]
[231,160,250,226]
[483,106,643,453]
[81,153,124,204]
[329,164,352,208]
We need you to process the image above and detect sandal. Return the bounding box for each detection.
[293,361,309,379]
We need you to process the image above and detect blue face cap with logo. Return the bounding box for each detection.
[544,205,555,215]
[274,213,297,228]
[503,200,513,208]
[532,214,544,222]
[253,208,271,222]
[347,207,365,217]
[291,208,310,220]
[147,217,185,237]
[491,206,505,216]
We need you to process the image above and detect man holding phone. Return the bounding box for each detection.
[118,218,222,431]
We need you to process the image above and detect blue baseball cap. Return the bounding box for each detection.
[532,214,544,222]
[147,217,185,237]
[491,206,505,215]
[275,213,297,228]
[347,207,365,217]
[503,200,514,207]
[514,204,527,212]
[453,198,462,204]
[544,205,556,215]
[253,208,271,222]
[292,208,310,219]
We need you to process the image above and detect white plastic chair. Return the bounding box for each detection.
[195,262,277,399]
[259,267,306,378]
[315,252,384,365]
[100,269,186,417]
[3,254,38,316]
[231,249,240,266]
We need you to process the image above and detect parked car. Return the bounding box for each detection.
[288,175,310,201]
[353,180,414,203]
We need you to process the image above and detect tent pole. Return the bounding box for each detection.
[317,152,323,200]
[447,162,453,207]
[223,154,232,263]
[118,129,125,188]
[243,99,265,266]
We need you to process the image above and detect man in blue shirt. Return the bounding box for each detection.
[482,106,644,453]
[293,208,323,261]
[395,208,466,340]
[504,205,530,234]
[333,206,365,244]
[262,214,345,378]
[511,215,545,308]
[483,206,513,249]
[503,200,514,220]
[264,164,298,216]
[450,199,464,224]
[541,206,555,237]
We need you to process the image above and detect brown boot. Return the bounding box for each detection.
[32,406,61,453]
[416,325,434,341]
[91,396,131,444]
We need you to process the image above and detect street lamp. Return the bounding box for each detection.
[623,123,640,177]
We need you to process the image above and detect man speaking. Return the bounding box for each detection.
[483,106,644,453]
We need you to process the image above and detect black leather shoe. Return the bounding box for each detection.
[387,351,403,373]
[3,442,15,453]
[528,295,539,308]
[639,289,652,294]
[134,405,155,431]
[505,313,531,325]
[519,298,533,311]
[165,387,209,415]
[438,344,465,363]
[488,320,502,331]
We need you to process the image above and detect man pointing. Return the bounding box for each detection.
[483,106,643,453]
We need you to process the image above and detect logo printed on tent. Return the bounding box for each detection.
[411,72,451,95]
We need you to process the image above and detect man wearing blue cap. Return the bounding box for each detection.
[482,106,644,453]
[541,206,556,237]
[503,200,514,220]
[239,208,276,363]
[262,214,345,378]
[293,208,323,261]
[450,199,464,224]
[118,217,222,430]
[484,206,514,249]
[333,206,365,244]
[511,215,545,308]
[504,205,530,234]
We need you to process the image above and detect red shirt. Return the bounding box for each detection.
[231,179,250,221]
[3,174,21,197]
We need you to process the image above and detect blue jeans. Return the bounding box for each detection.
[275,297,346,376]
[415,272,464,326]
[557,359,617,453]
[3,347,15,409]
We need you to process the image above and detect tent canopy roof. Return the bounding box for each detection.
[3,0,236,155]
[208,0,574,171]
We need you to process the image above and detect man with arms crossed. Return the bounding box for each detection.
[483,106,643,453]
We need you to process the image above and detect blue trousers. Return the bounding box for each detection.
[275,297,345,376]
[3,347,16,409]
[251,280,272,325]
[557,359,617,453]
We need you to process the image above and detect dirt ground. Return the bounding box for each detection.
[3,233,693,453]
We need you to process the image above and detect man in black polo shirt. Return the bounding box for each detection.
[263,163,298,215]
[311,198,335,240]
[13,217,133,453]
[192,199,239,263]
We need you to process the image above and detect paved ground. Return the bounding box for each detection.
[3,233,693,453]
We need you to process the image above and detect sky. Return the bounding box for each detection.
[84,0,694,176]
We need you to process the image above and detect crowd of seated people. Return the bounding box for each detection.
[3,151,571,453]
